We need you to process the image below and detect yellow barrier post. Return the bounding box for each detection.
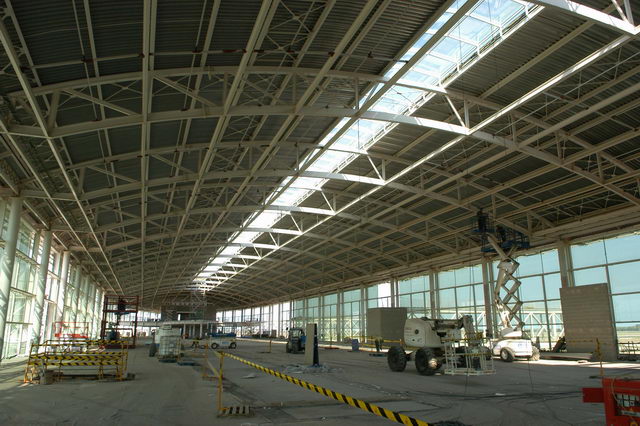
[596,338,604,377]
[216,353,224,414]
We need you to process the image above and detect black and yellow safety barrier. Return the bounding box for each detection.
[220,352,430,426]
[30,354,122,360]
[24,339,129,383]
[30,360,122,366]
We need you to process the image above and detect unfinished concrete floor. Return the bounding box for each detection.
[1,339,638,425]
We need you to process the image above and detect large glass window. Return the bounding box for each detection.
[438,264,484,330]
[505,249,562,350]
[398,275,431,318]
[367,282,391,308]
[341,289,361,340]
[1,215,38,358]
[570,233,640,344]
[320,293,338,342]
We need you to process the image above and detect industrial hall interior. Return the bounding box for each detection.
[0,0,640,425]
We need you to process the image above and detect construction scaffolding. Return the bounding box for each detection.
[100,295,140,348]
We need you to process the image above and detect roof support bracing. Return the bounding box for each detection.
[211,30,640,299]
[152,0,282,306]
[163,0,381,304]
[184,0,492,296]
[1,0,639,306]
[0,18,122,294]
[527,0,639,34]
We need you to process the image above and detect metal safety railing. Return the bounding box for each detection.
[24,339,129,383]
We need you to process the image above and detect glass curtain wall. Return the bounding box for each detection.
[279,302,290,337]
[215,231,640,350]
[1,205,106,359]
[506,249,563,349]
[571,234,640,343]
[320,293,337,342]
[1,214,38,359]
[398,275,431,318]
[438,264,485,332]
[341,289,362,341]
[291,300,305,328]
[305,297,320,327]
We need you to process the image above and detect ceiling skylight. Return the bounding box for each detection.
[194,0,538,288]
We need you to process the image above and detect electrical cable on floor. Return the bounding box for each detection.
[525,351,573,425]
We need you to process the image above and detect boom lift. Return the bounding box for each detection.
[476,211,539,362]
[387,315,494,376]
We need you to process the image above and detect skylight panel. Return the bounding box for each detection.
[436,36,476,61]
[455,15,496,43]
[194,0,539,289]
[476,0,525,25]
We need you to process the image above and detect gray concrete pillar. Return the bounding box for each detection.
[0,197,23,359]
[32,230,52,343]
[57,251,71,323]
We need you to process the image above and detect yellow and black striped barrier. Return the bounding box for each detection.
[30,360,122,366]
[31,354,123,360]
[24,339,130,383]
[220,352,430,426]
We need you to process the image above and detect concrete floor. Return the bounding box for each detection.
[0,338,638,425]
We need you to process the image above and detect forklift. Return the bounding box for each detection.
[285,327,306,353]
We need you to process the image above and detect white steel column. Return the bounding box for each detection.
[319,296,325,341]
[430,270,439,318]
[32,230,52,343]
[56,251,71,323]
[95,289,104,338]
[390,277,397,307]
[81,276,92,332]
[359,285,366,340]
[481,258,494,338]
[0,197,23,360]
[277,303,282,337]
[336,290,342,343]
[557,240,574,288]
[73,271,83,322]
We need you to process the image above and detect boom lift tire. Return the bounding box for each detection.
[500,347,515,362]
[387,345,407,372]
[415,347,439,375]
